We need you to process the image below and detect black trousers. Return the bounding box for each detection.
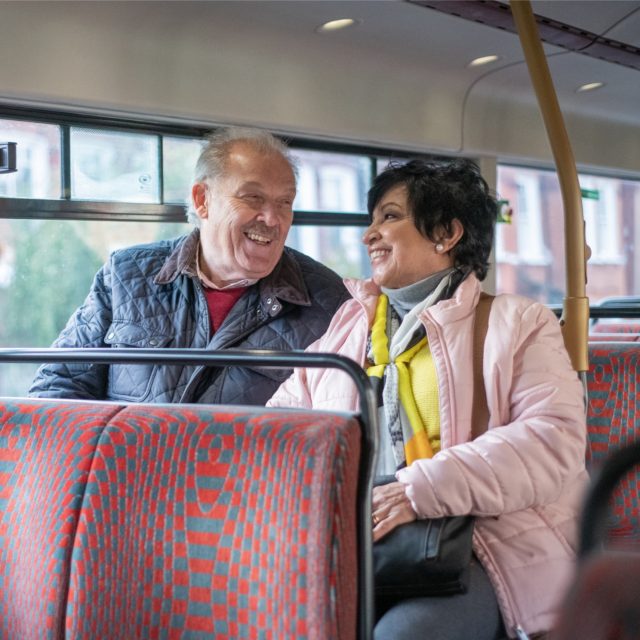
[374,558,506,640]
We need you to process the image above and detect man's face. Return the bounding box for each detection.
[195,142,296,287]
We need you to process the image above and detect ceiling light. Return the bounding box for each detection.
[577,82,604,93]
[316,18,359,33]
[468,55,500,67]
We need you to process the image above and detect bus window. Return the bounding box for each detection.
[291,148,370,214]
[70,128,161,202]
[0,218,189,396]
[0,119,61,199]
[496,165,640,305]
[286,224,371,279]
[163,137,203,204]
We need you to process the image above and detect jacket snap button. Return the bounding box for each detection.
[107,332,115,340]
[271,304,278,312]
[266,297,273,304]
[149,338,157,346]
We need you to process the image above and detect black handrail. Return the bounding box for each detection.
[0,347,379,640]
[550,305,640,319]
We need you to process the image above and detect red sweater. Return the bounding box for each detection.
[202,286,247,333]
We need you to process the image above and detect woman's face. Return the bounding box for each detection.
[363,184,455,289]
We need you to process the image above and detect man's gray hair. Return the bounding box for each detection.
[186,126,297,226]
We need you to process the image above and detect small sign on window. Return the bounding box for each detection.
[497,199,513,224]
[0,142,17,174]
[581,188,600,200]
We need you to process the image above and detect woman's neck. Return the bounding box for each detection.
[382,268,455,319]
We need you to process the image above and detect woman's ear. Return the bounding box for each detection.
[438,218,464,252]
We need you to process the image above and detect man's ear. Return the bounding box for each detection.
[192,182,208,219]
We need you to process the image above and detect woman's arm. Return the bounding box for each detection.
[267,298,366,411]
[398,300,586,519]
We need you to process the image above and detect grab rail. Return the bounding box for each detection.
[510,0,590,377]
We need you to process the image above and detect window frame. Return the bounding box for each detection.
[580,176,624,264]
[0,104,446,227]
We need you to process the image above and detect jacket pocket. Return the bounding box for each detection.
[104,322,172,401]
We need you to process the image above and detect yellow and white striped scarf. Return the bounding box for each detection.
[367,293,441,469]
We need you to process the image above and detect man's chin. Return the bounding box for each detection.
[240,249,281,276]
[236,262,276,282]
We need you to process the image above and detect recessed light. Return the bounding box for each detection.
[468,55,500,67]
[316,18,360,33]
[577,82,604,93]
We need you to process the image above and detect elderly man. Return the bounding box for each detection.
[30,127,349,404]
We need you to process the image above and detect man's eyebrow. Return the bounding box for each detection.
[236,180,296,194]
[236,181,262,190]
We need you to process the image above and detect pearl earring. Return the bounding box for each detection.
[435,243,444,253]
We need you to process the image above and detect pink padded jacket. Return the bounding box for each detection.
[267,274,588,638]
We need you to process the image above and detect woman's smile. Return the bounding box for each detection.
[363,184,454,289]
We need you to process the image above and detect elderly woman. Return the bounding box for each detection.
[268,159,587,640]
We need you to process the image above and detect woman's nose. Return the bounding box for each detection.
[363,224,379,245]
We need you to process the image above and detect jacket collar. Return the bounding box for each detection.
[154,228,200,284]
[344,278,381,325]
[344,272,482,326]
[424,272,480,324]
[154,228,311,307]
[258,248,311,307]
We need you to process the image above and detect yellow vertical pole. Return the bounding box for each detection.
[510,0,589,373]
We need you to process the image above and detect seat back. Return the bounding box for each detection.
[586,342,640,544]
[0,400,120,640]
[0,399,363,640]
[552,442,640,640]
[552,346,640,639]
[588,331,640,342]
[590,322,640,341]
[66,404,361,640]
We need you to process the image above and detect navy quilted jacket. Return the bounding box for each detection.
[29,229,350,405]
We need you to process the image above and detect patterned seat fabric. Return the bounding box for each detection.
[0,400,120,640]
[586,343,640,546]
[589,332,640,342]
[0,399,361,640]
[591,322,640,341]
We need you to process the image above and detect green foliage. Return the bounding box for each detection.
[2,219,102,347]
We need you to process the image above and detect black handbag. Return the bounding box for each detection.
[373,475,474,597]
[372,294,493,599]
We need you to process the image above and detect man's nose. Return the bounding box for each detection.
[257,200,280,225]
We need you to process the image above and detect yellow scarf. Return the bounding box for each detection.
[366,294,441,465]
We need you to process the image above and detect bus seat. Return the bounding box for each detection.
[0,399,121,640]
[0,399,362,640]
[590,322,640,341]
[551,443,640,640]
[588,332,640,342]
[551,552,640,640]
[586,343,640,546]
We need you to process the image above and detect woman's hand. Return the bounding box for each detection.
[372,481,418,542]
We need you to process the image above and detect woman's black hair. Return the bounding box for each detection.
[367,158,498,280]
